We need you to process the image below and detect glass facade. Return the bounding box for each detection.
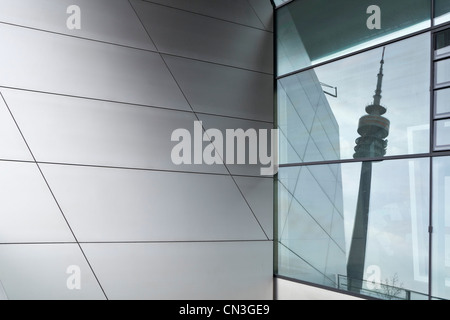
[435,0,450,25]
[432,157,450,299]
[435,88,450,117]
[434,28,450,152]
[278,34,431,164]
[276,0,450,300]
[276,0,431,75]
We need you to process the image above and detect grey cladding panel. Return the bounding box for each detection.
[4,89,227,174]
[143,0,265,29]
[0,24,189,110]
[82,241,273,300]
[0,0,155,50]
[163,54,273,122]
[41,164,268,242]
[0,161,75,243]
[0,244,105,300]
[130,0,273,73]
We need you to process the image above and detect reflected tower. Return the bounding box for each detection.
[347,48,390,293]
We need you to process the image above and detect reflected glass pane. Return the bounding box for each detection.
[277,158,430,299]
[276,0,431,75]
[435,119,450,150]
[435,88,450,116]
[432,157,450,300]
[435,0,450,25]
[278,34,430,164]
[436,59,450,86]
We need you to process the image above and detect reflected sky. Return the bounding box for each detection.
[315,33,431,159]
[341,159,429,294]
[276,1,450,300]
[433,157,450,299]
[277,0,431,76]
[311,22,430,66]
[278,158,430,295]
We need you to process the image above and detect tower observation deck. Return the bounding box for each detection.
[354,47,390,159]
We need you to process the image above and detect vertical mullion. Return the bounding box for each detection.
[429,157,434,300]
[432,0,436,28]
[273,2,279,285]
[430,0,436,299]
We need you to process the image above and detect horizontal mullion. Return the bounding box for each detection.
[279,153,440,168]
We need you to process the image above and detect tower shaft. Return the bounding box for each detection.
[347,48,390,294]
[347,161,372,293]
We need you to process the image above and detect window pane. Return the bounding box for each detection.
[432,157,450,300]
[277,158,430,299]
[435,119,450,150]
[435,59,450,86]
[435,0,450,25]
[276,0,431,75]
[435,88,450,117]
[274,0,290,7]
[278,34,430,164]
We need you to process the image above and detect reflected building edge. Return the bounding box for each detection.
[277,42,347,287]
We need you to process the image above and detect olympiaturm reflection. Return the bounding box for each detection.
[347,48,390,293]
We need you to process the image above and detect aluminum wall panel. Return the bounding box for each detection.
[0,0,155,50]
[234,176,274,239]
[130,0,273,74]
[0,244,105,300]
[0,161,75,243]
[4,89,226,174]
[163,54,273,122]
[248,0,274,32]
[0,92,32,161]
[41,164,268,242]
[198,114,275,177]
[0,24,189,110]
[143,0,265,29]
[82,241,273,300]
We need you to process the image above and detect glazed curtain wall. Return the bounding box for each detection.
[276,0,450,300]
[0,0,274,300]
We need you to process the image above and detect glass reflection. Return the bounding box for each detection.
[432,157,450,300]
[278,34,430,165]
[277,158,430,299]
[435,29,450,58]
[435,0,450,25]
[277,0,431,75]
[435,119,450,150]
[435,88,450,117]
[435,59,450,86]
